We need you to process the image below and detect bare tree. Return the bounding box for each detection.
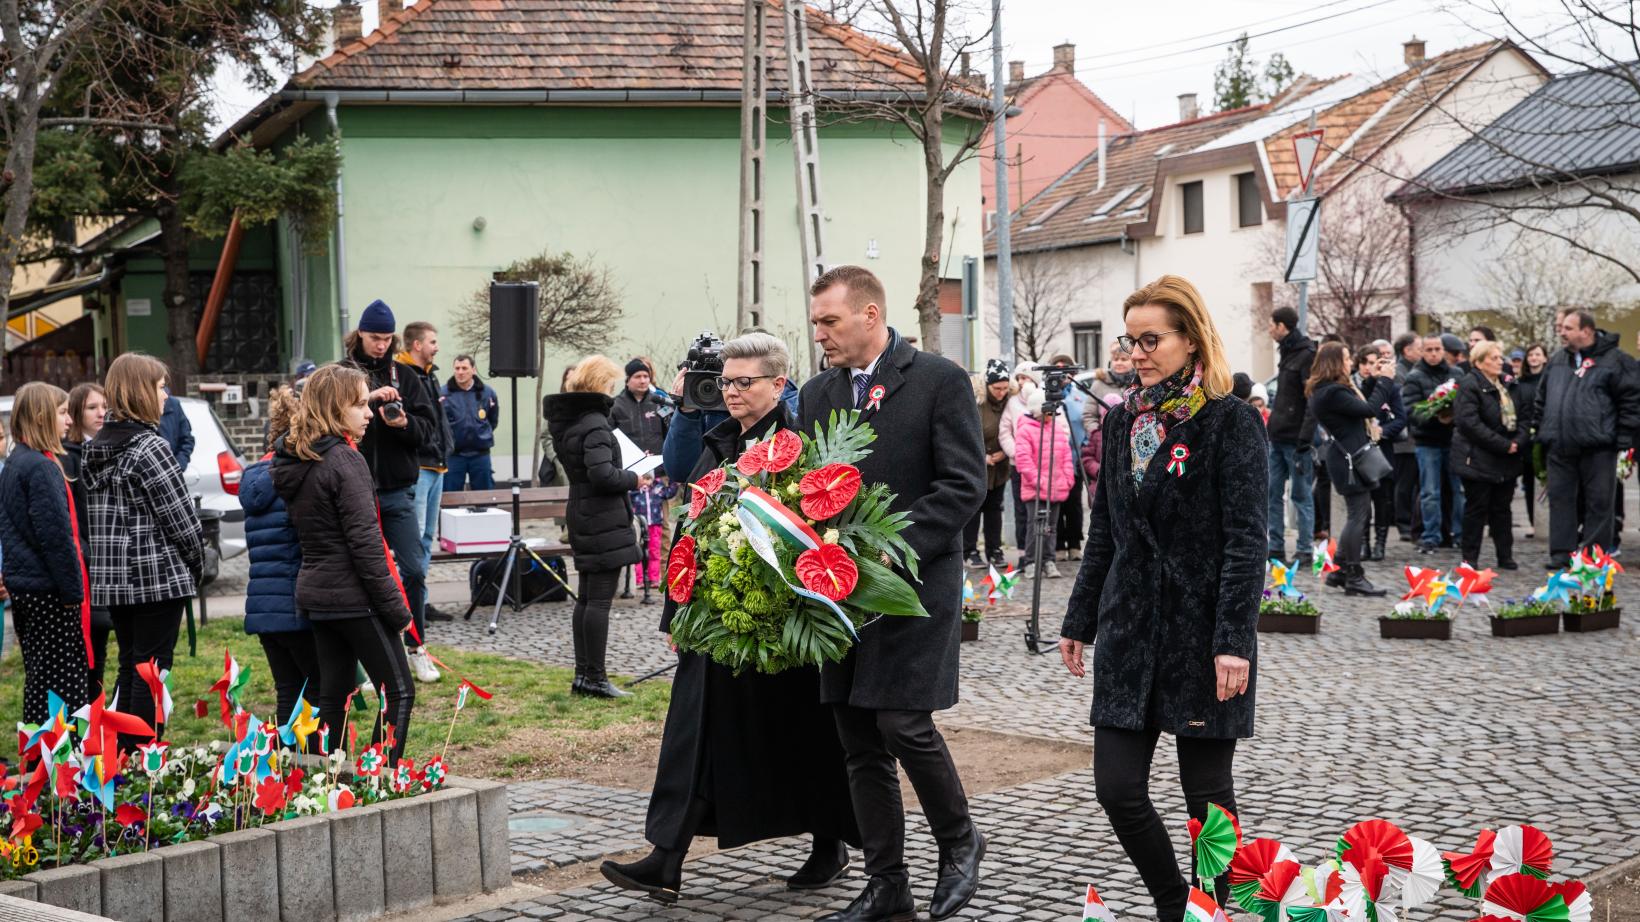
[816,0,991,354]
[1456,233,1640,344]
[987,253,1072,362]
[452,250,624,478]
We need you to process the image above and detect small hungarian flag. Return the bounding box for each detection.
[1183,888,1228,922]
[1082,885,1115,922]
[995,565,1020,599]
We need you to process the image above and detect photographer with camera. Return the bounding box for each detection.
[345,300,442,681]
[662,331,799,483]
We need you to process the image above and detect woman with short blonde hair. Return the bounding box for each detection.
[565,354,623,396]
[1060,275,1267,921]
[0,382,91,728]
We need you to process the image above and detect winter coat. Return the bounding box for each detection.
[82,420,203,607]
[978,394,1011,490]
[396,354,453,471]
[348,345,442,492]
[629,477,678,527]
[1061,396,1267,739]
[649,405,861,851]
[797,329,986,711]
[659,380,798,484]
[444,376,499,456]
[997,392,1029,460]
[1513,369,1542,440]
[1533,330,1640,454]
[610,388,670,457]
[1308,382,1379,455]
[1014,412,1075,503]
[159,396,195,469]
[1402,360,1461,448]
[1358,374,1407,449]
[1451,373,1520,484]
[0,443,85,602]
[270,435,412,628]
[1268,330,1317,445]
[238,457,308,634]
[543,392,641,572]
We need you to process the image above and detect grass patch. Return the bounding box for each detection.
[0,615,669,780]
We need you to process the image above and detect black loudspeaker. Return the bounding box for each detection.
[488,282,539,377]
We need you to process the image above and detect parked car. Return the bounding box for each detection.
[0,394,247,561]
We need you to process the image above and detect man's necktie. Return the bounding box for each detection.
[852,372,871,409]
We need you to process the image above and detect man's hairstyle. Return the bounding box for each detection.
[403,321,437,345]
[810,264,886,313]
[453,354,475,367]
[1393,331,1419,354]
[1568,309,1596,331]
[721,331,791,381]
[1469,325,1497,342]
[1354,344,1381,367]
[1270,307,1299,330]
[104,352,169,425]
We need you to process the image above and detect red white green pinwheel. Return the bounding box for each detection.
[1189,803,1242,882]
[1444,826,1554,898]
[1481,873,1590,922]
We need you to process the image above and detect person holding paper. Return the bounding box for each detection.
[544,355,646,700]
[601,331,858,906]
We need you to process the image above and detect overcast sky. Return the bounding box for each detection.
[209,0,1630,136]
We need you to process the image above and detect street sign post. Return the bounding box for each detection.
[1286,127,1326,335]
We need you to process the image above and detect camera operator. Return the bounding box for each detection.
[345,300,441,678]
[612,359,671,457]
[661,331,799,482]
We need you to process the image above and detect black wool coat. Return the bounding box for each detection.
[543,392,641,573]
[797,330,986,712]
[1060,396,1268,739]
[647,405,860,851]
[1451,374,1520,484]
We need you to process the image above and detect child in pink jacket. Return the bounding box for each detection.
[1012,387,1075,578]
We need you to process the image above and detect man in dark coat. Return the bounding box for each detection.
[1532,310,1640,567]
[799,266,987,922]
[611,358,671,457]
[1265,307,1316,561]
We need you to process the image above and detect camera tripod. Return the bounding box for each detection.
[1023,374,1098,655]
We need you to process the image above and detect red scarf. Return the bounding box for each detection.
[343,436,420,645]
[48,451,95,669]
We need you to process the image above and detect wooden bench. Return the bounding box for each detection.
[429,485,572,562]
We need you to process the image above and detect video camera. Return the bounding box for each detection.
[680,330,726,413]
[1041,362,1086,406]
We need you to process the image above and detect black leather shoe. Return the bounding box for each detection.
[788,838,850,890]
[425,604,454,622]
[929,828,985,920]
[600,847,683,904]
[1324,569,1347,589]
[1343,564,1387,597]
[575,676,632,699]
[819,875,916,922]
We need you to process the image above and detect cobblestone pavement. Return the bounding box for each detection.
[420,498,1640,921]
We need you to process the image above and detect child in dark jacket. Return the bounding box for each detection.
[629,476,678,590]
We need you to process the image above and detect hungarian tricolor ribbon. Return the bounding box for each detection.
[1167,443,1191,478]
[735,489,857,639]
[865,384,886,411]
[1575,357,1594,378]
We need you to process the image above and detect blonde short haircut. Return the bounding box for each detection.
[720,332,791,381]
[104,352,168,425]
[565,355,622,396]
[1121,275,1234,399]
[1470,340,1504,370]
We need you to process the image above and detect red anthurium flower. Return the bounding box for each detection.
[798,463,862,521]
[116,803,148,827]
[735,429,802,476]
[795,543,859,601]
[688,468,727,520]
[667,536,699,604]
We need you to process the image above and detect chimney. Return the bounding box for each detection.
[1052,42,1075,75]
[376,0,397,29]
[333,1,362,44]
[1178,93,1199,121]
[1009,60,1025,84]
[1403,36,1426,67]
[1097,119,1107,190]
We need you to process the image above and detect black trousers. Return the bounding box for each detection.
[963,483,1007,559]
[259,630,321,731]
[1338,489,1372,566]
[1364,445,1394,538]
[1520,450,1537,527]
[312,615,415,765]
[1058,472,1085,551]
[1461,477,1515,567]
[1010,472,1027,551]
[1094,727,1238,922]
[572,569,622,681]
[832,706,972,882]
[111,599,184,751]
[1313,459,1333,536]
[12,592,88,726]
[1547,449,1617,559]
[1393,450,1421,537]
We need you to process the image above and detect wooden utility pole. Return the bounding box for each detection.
[991,0,1014,363]
[736,0,768,333]
[782,0,826,374]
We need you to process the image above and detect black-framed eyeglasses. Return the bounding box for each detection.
[1116,330,1182,355]
[715,375,774,392]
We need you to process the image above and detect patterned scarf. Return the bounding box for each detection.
[1124,362,1207,484]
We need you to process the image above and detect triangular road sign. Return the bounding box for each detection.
[1292,128,1325,194]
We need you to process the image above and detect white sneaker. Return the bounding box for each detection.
[1044,560,1062,579]
[409,648,441,683]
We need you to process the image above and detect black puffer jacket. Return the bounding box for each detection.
[544,392,641,572]
[1512,369,1542,440]
[0,443,85,602]
[348,345,442,491]
[1402,359,1461,447]
[1533,330,1640,453]
[270,435,412,627]
[397,354,454,470]
[611,388,670,457]
[1268,330,1317,444]
[1451,373,1519,483]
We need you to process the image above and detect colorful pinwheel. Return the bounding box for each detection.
[1188,803,1242,882]
[1425,575,1463,614]
[1269,559,1302,598]
[1532,572,1580,606]
[1402,567,1439,601]
[1455,564,1497,607]
[1313,540,1340,578]
[1230,838,1298,914]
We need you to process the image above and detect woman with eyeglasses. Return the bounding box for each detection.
[544,355,646,699]
[1059,276,1267,922]
[602,332,859,905]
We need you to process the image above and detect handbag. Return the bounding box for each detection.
[1325,437,1391,494]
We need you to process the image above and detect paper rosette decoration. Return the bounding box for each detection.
[1334,819,1441,920]
[1189,803,1242,882]
[1228,838,1306,922]
[1443,826,1553,898]
[1481,873,1590,922]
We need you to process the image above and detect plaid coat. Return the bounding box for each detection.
[82,420,204,606]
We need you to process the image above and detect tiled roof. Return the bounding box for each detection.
[293,0,926,94]
[1396,60,1640,197]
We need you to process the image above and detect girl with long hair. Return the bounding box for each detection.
[1307,342,1389,596]
[64,382,111,695]
[0,382,91,726]
[271,365,415,764]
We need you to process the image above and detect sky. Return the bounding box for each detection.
[208,0,1628,136]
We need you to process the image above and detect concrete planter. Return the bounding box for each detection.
[20,777,509,922]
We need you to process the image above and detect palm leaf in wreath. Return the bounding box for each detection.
[834,482,919,580]
[806,409,877,467]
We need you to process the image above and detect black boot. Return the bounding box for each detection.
[601,845,685,904]
[570,610,589,695]
[1325,568,1347,589]
[929,827,986,920]
[575,596,631,699]
[788,836,850,890]
[818,875,916,922]
[1344,563,1386,597]
[1371,526,1388,561]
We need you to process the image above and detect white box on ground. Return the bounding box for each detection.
[438,507,511,553]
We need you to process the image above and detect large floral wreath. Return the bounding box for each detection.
[664,410,927,674]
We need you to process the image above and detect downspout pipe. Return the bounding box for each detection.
[326,93,350,349]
